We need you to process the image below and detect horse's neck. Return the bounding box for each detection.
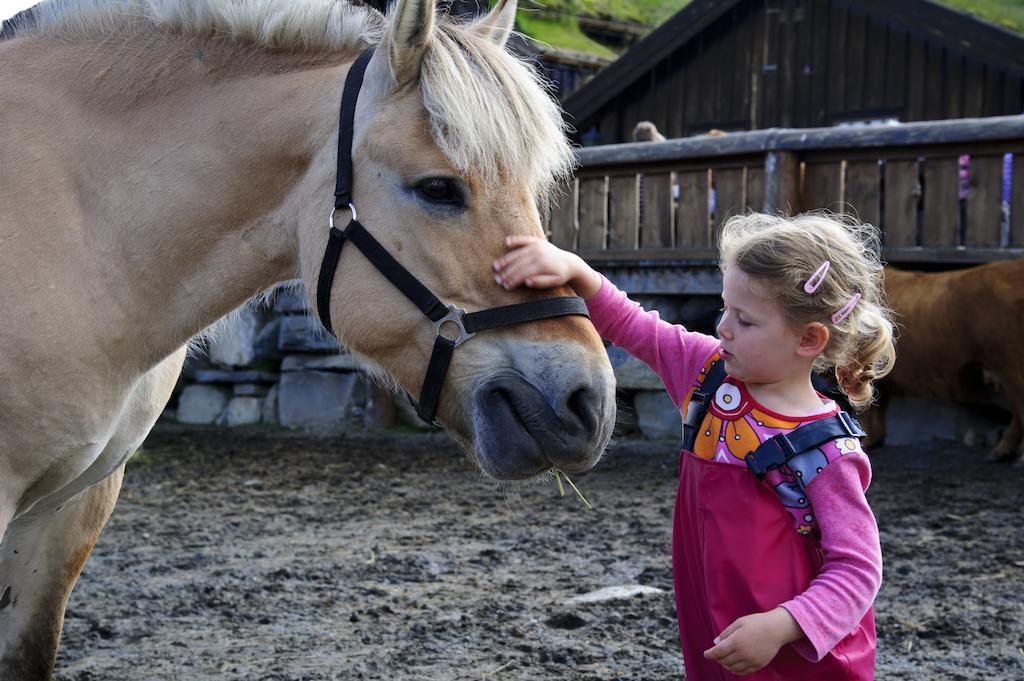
[3,29,347,369]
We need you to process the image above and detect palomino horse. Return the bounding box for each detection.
[0,0,617,676]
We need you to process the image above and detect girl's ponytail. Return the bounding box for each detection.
[834,302,895,410]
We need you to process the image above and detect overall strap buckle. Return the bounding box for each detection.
[681,358,727,451]
[744,438,793,480]
[745,410,866,481]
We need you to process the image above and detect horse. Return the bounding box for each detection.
[0,0,618,676]
[862,261,1024,464]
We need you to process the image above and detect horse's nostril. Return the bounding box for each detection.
[565,387,599,433]
[485,385,524,427]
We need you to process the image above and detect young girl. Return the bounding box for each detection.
[493,212,894,680]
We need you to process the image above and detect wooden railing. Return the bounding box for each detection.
[549,115,1024,266]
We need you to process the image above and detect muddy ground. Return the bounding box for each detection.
[53,426,1024,681]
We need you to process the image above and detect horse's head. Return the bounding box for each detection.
[307,0,615,480]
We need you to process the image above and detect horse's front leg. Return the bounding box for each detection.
[1012,411,1024,468]
[985,410,1021,463]
[0,466,125,680]
[983,372,1024,464]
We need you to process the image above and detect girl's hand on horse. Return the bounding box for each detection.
[702,608,805,676]
[493,236,602,299]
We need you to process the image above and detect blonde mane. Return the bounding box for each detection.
[5,0,575,194]
[421,22,576,194]
[2,0,382,50]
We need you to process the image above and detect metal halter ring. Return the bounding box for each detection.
[434,304,475,347]
[329,202,358,229]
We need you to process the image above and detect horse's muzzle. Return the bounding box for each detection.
[472,370,613,480]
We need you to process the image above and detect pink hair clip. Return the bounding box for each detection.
[832,293,862,324]
[804,261,830,294]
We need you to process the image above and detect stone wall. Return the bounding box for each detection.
[167,287,418,432]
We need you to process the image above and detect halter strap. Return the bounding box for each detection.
[317,48,375,333]
[344,220,449,322]
[463,297,590,333]
[334,48,374,210]
[315,226,348,334]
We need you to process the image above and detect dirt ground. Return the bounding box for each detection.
[52,425,1024,681]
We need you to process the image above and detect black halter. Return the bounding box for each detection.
[315,48,591,424]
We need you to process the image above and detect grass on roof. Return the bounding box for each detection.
[937,0,1024,32]
[516,12,618,57]
[520,0,689,26]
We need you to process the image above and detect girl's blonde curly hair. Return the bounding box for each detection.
[718,212,896,410]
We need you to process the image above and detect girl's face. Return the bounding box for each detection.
[716,267,806,386]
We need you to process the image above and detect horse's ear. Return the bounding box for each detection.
[386,0,436,85]
[473,0,517,47]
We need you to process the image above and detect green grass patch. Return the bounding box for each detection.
[936,0,1024,32]
[517,12,618,57]
[513,0,691,57]
[520,0,690,26]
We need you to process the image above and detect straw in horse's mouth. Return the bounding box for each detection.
[552,468,593,510]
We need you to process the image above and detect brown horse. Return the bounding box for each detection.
[0,0,616,676]
[863,261,1024,464]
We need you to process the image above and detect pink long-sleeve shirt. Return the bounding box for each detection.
[587,275,882,661]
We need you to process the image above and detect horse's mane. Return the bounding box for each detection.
[0,0,382,49]
[419,21,576,193]
[2,0,574,194]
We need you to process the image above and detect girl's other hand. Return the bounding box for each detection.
[702,608,804,676]
[492,236,602,299]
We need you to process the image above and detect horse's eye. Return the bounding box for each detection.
[415,177,464,207]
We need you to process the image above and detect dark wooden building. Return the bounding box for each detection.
[563,0,1024,145]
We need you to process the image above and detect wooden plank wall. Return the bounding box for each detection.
[550,158,773,261]
[586,0,1024,145]
[550,129,1024,266]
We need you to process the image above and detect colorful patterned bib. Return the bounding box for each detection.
[680,354,865,536]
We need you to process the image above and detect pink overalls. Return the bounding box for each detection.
[672,441,877,680]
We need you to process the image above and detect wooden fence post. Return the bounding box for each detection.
[763,150,800,215]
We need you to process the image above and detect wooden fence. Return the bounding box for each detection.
[549,115,1024,267]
